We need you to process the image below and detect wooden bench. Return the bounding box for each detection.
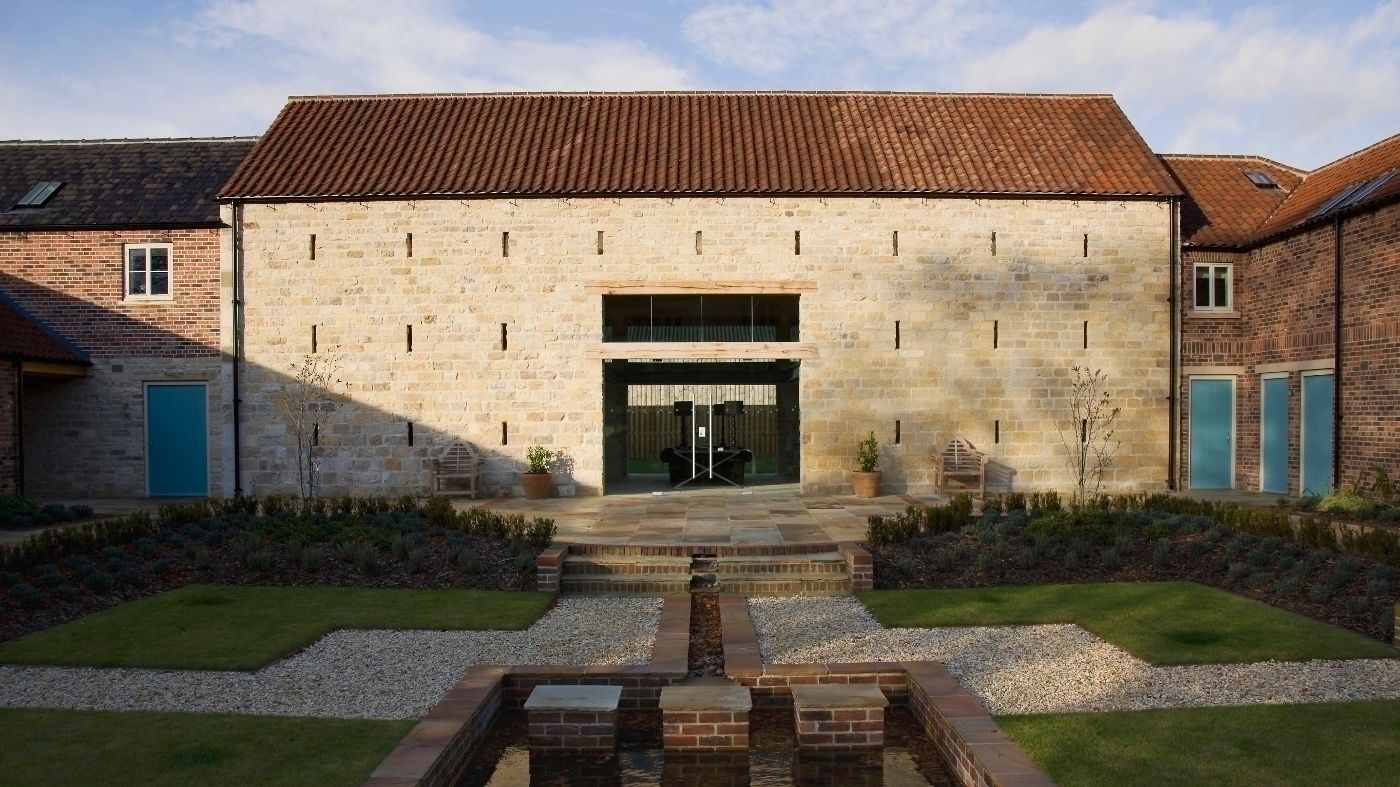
[933,437,990,496]
[430,441,484,498]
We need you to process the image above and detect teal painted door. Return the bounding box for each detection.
[146,384,208,496]
[1260,377,1289,494]
[1190,379,1233,489]
[1301,373,1334,496]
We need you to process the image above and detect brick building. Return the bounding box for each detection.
[0,138,255,497]
[1165,132,1400,496]
[217,92,1181,497]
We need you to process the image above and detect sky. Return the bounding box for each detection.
[4,0,1400,169]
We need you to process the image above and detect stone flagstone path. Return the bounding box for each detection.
[749,596,1400,715]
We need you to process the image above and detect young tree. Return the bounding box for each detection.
[271,354,346,500]
[1055,366,1121,502]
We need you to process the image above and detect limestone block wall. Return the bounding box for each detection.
[234,196,1172,496]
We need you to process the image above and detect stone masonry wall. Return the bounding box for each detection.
[235,196,1173,496]
[0,228,226,497]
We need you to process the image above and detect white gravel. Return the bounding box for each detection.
[749,596,1400,715]
[0,597,661,720]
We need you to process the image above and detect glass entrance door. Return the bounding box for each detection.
[662,387,754,489]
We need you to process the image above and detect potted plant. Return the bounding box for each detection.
[852,431,882,498]
[521,445,555,499]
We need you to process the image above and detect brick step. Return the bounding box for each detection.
[561,554,693,576]
[560,574,695,595]
[713,572,851,594]
[713,552,846,575]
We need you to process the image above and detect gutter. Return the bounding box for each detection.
[232,201,244,496]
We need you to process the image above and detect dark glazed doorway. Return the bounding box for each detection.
[602,360,799,494]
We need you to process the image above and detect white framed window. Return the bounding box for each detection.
[1193,263,1232,311]
[124,244,173,300]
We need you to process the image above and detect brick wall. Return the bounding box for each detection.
[1178,201,1400,495]
[235,196,1173,497]
[1339,201,1400,487]
[0,227,226,497]
[0,362,17,495]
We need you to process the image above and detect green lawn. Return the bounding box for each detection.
[0,708,412,787]
[0,585,553,670]
[859,581,1398,664]
[1000,701,1400,787]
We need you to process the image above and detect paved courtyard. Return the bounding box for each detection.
[468,483,944,545]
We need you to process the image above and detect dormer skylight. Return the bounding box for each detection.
[16,181,62,207]
[1243,170,1278,189]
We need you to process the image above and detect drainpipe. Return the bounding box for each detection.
[232,201,244,496]
[1333,216,1343,491]
[11,360,21,497]
[1167,197,1181,490]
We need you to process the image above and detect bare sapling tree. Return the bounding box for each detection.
[272,353,346,500]
[1055,366,1122,503]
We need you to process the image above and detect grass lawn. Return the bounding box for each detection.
[859,581,1398,664]
[0,708,412,787]
[999,700,1400,787]
[0,585,553,670]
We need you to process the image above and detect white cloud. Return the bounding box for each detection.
[683,0,992,75]
[957,2,1400,166]
[1,0,692,138]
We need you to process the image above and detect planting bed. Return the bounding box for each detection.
[866,495,1400,641]
[0,497,556,644]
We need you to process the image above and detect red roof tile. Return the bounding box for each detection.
[1255,131,1400,240]
[219,92,1181,200]
[0,291,89,365]
[1160,154,1304,248]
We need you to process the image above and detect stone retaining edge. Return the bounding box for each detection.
[717,594,1056,787]
[363,594,691,786]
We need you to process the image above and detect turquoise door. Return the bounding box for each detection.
[1260,377,1289,494]
[1301,373,1334,496]
[1189,378,1233,489]
[146,384,208,497]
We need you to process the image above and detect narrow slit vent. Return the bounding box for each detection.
[501,421,508,446]
[695,230,703,255]
[596,230,604,255]
[406,324,413,353]
[991,231,997,256]
[894,320,901,350]
[1083,320,1089,349]
[993,320,999,349]
[406,232,413,258]
[311,324,318,354]
[501,322,508,351]
[407,421,415,446]
[892,230,899,257]
[794,230,801,256]
[502,231,510,257]
[895,420,902,445]
[1083,233,1089,257]
[309,234,317,260]
[994,420,1000,444]
[312,422,320,447]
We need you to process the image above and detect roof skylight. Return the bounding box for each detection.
[16,181,62,207]
[1243,170,1278,189]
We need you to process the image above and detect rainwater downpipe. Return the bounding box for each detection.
[1333,215,1343,491]
[232,200,244,496]
[1167,197,1181,490]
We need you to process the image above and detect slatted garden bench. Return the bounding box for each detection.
[430,441,484,498]
[933,437,990,496]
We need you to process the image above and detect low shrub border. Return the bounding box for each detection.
[0,495,95,531]
[865,493,1400,642]
[0,496,556,644]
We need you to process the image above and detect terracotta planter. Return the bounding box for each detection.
[521,472,553,500]
[851,471,882,498]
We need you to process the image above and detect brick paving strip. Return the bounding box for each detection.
[749,596,1400,715]
[0,597,663,720]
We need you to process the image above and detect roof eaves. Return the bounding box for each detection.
[0,288,92,365]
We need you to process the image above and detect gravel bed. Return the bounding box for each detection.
[0,597,661,720]
[749,596,1400,715]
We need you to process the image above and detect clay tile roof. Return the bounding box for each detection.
[1253,130,1400,240]
[0,289,90,365]
[0,138,256,229]
[219,92,1181,200]
[1160,154,1305,248]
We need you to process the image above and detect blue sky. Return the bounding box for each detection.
[4,0,1400,169]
